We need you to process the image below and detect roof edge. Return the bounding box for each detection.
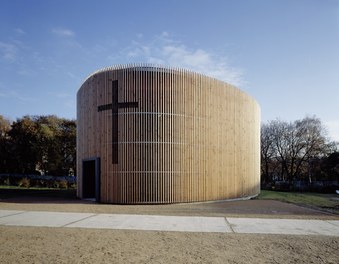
[81,63,223,85]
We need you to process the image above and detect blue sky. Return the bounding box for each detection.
[1,0,339,141]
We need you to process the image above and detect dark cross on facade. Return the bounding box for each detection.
[98,80,138,164]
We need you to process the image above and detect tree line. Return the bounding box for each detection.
[261,116,338,188]
[0,115,76,176]
[0,114,338,186]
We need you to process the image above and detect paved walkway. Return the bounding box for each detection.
[0,209,338,236]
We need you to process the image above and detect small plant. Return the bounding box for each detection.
[19,178,30,188]
[52,181,59,188]
[46,179,56,188]
[58,180,68,189]
[4,177,10,186]
[31,179,44,188]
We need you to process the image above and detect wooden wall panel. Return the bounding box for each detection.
[77,64,260,204]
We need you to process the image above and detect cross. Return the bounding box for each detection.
[98,80,138,164]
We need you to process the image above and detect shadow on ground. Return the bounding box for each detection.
[0,187,338,219]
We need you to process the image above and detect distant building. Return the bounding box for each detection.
[77,64,260,204]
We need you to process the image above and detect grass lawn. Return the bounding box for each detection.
[258,190,339,214]
[0,185,77,199]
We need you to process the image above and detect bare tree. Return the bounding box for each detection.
[270,119,292,182]
[294,116,335,183]
[261,116,337,186]
[261,122,276,184]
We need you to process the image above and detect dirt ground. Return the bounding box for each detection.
[0,226,338,264]
[0,193,338,263]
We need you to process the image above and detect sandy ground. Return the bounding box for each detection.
[0,226,338,264]
[0,195,338,263]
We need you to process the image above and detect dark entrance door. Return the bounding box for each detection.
[82,158,100,202]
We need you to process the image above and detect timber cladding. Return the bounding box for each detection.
[77,64,260,204]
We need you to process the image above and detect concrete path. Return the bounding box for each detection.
[0,209,338,236]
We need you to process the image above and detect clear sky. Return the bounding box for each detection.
[1,0,339,141]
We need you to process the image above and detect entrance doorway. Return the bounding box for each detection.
[82,158,100,202]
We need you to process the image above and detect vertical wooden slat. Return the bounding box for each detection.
[77,64,260,204]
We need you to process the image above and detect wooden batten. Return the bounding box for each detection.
[77,64,260,204]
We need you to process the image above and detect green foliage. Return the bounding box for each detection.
[0,115,76,176]
[0,115,12,173]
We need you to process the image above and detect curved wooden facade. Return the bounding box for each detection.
[77,64,260,204]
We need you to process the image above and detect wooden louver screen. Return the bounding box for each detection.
[77,64,261,204]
